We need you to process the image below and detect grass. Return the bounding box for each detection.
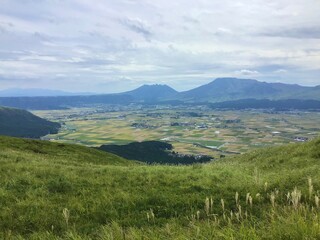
[0,135,320,239]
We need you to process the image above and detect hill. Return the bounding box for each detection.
[0,135,320,238]
[98,141,212,164]
[122,84,178,102]
[0,107,61,138]
[178,78,320,102]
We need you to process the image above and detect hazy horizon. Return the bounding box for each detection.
[0,77,320,95]
[1,0,319,93]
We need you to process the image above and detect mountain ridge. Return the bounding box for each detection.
[0,78,319,109]
[178,77,318,102]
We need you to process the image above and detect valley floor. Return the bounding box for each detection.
[35,106,320,159]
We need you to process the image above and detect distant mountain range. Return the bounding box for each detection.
[116,78,320,103]
[0,88,94,97]
[0,94,134,110]
[0,78,319,109]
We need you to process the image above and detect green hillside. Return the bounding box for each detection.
[98,141,212,164]
[0,107,61,138]
[0,136,320,239]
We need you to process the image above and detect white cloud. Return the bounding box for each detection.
[274,69,287,74]
[235,69,260,76]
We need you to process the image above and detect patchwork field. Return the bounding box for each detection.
[34,105,320,158]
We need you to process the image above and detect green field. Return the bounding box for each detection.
[0,135,320,239]
[34,106,320,158]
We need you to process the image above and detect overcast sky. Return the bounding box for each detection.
[0,0,319,93]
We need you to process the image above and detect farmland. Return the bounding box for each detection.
[34,105,320,158]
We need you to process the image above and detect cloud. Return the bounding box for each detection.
[182,16,199,24]
[0,21,14,32]
[260,26,320,39]
[235,69,260,76]
[214,27,232,36]
[274,69,287,74]
[0,0,319,92]
[120,17,152,39]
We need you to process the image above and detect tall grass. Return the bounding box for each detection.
[0,136,320,239]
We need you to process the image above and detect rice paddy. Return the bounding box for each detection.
[34,105,320,158]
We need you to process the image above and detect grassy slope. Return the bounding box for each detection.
[0,136,319,239]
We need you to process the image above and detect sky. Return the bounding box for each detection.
[0,0,320,93]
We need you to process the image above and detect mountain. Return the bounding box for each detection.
[0,88,94,97]
[0,106,61,138]
[178,78,318,102]
[122,84,178,101]
[1,135,320,238]
[0,79,319,109]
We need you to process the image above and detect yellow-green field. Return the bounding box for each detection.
[34,106,320,158]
